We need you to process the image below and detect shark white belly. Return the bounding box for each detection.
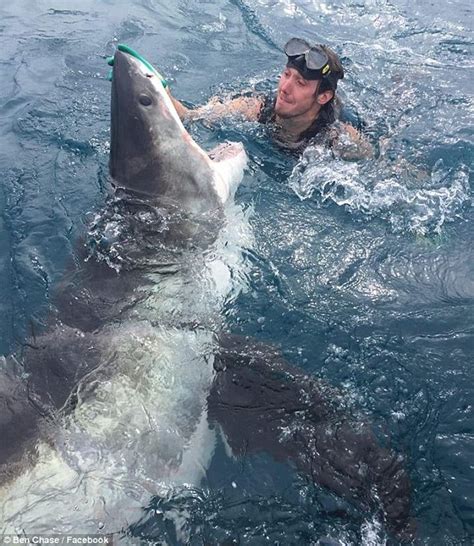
[0,48,250,535]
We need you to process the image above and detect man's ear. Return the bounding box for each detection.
[317,90,334,105]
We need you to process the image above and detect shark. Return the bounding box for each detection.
[0,48,249,535]
[0,48,414,541]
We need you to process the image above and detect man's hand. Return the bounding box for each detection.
[330,122,374,160]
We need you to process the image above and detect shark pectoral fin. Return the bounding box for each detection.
[207,333,336,458]
[208,334,414,541]
[208,142,248,202]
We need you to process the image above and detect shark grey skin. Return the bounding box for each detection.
[109,52,221,208]
[0,50,413,541]
[208,336,416,542]
[0,49,247,533]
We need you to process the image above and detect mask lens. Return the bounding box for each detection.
[284,37,311,57]
[305,46,329,70]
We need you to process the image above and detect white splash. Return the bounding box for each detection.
[289,145,471,235]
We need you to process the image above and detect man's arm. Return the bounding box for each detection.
[330,122,374,160]
[169,89,373,160]
[168,91,263,123]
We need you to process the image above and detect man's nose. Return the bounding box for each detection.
[280,77,293,94]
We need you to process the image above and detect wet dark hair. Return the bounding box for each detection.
[301,45,343,137]
[318,45,344,92]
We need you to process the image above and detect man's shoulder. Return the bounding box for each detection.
[257,93,276,124]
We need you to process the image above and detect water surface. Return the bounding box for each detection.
[0,0,472,543]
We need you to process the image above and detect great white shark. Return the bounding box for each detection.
[0,49,414,541]
[0,48,249,535]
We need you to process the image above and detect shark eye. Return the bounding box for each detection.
[139,94,152,107]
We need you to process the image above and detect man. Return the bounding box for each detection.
[168,38,372,157]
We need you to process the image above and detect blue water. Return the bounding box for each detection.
[0,0,473,543]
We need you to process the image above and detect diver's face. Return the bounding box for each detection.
[275,67,321,120]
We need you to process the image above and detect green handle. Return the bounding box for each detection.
[106,44,168,88]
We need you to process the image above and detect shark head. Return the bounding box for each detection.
[110,49,246,213]
[109,49,247,246]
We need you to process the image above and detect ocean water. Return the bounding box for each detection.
[0,0,472,544]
